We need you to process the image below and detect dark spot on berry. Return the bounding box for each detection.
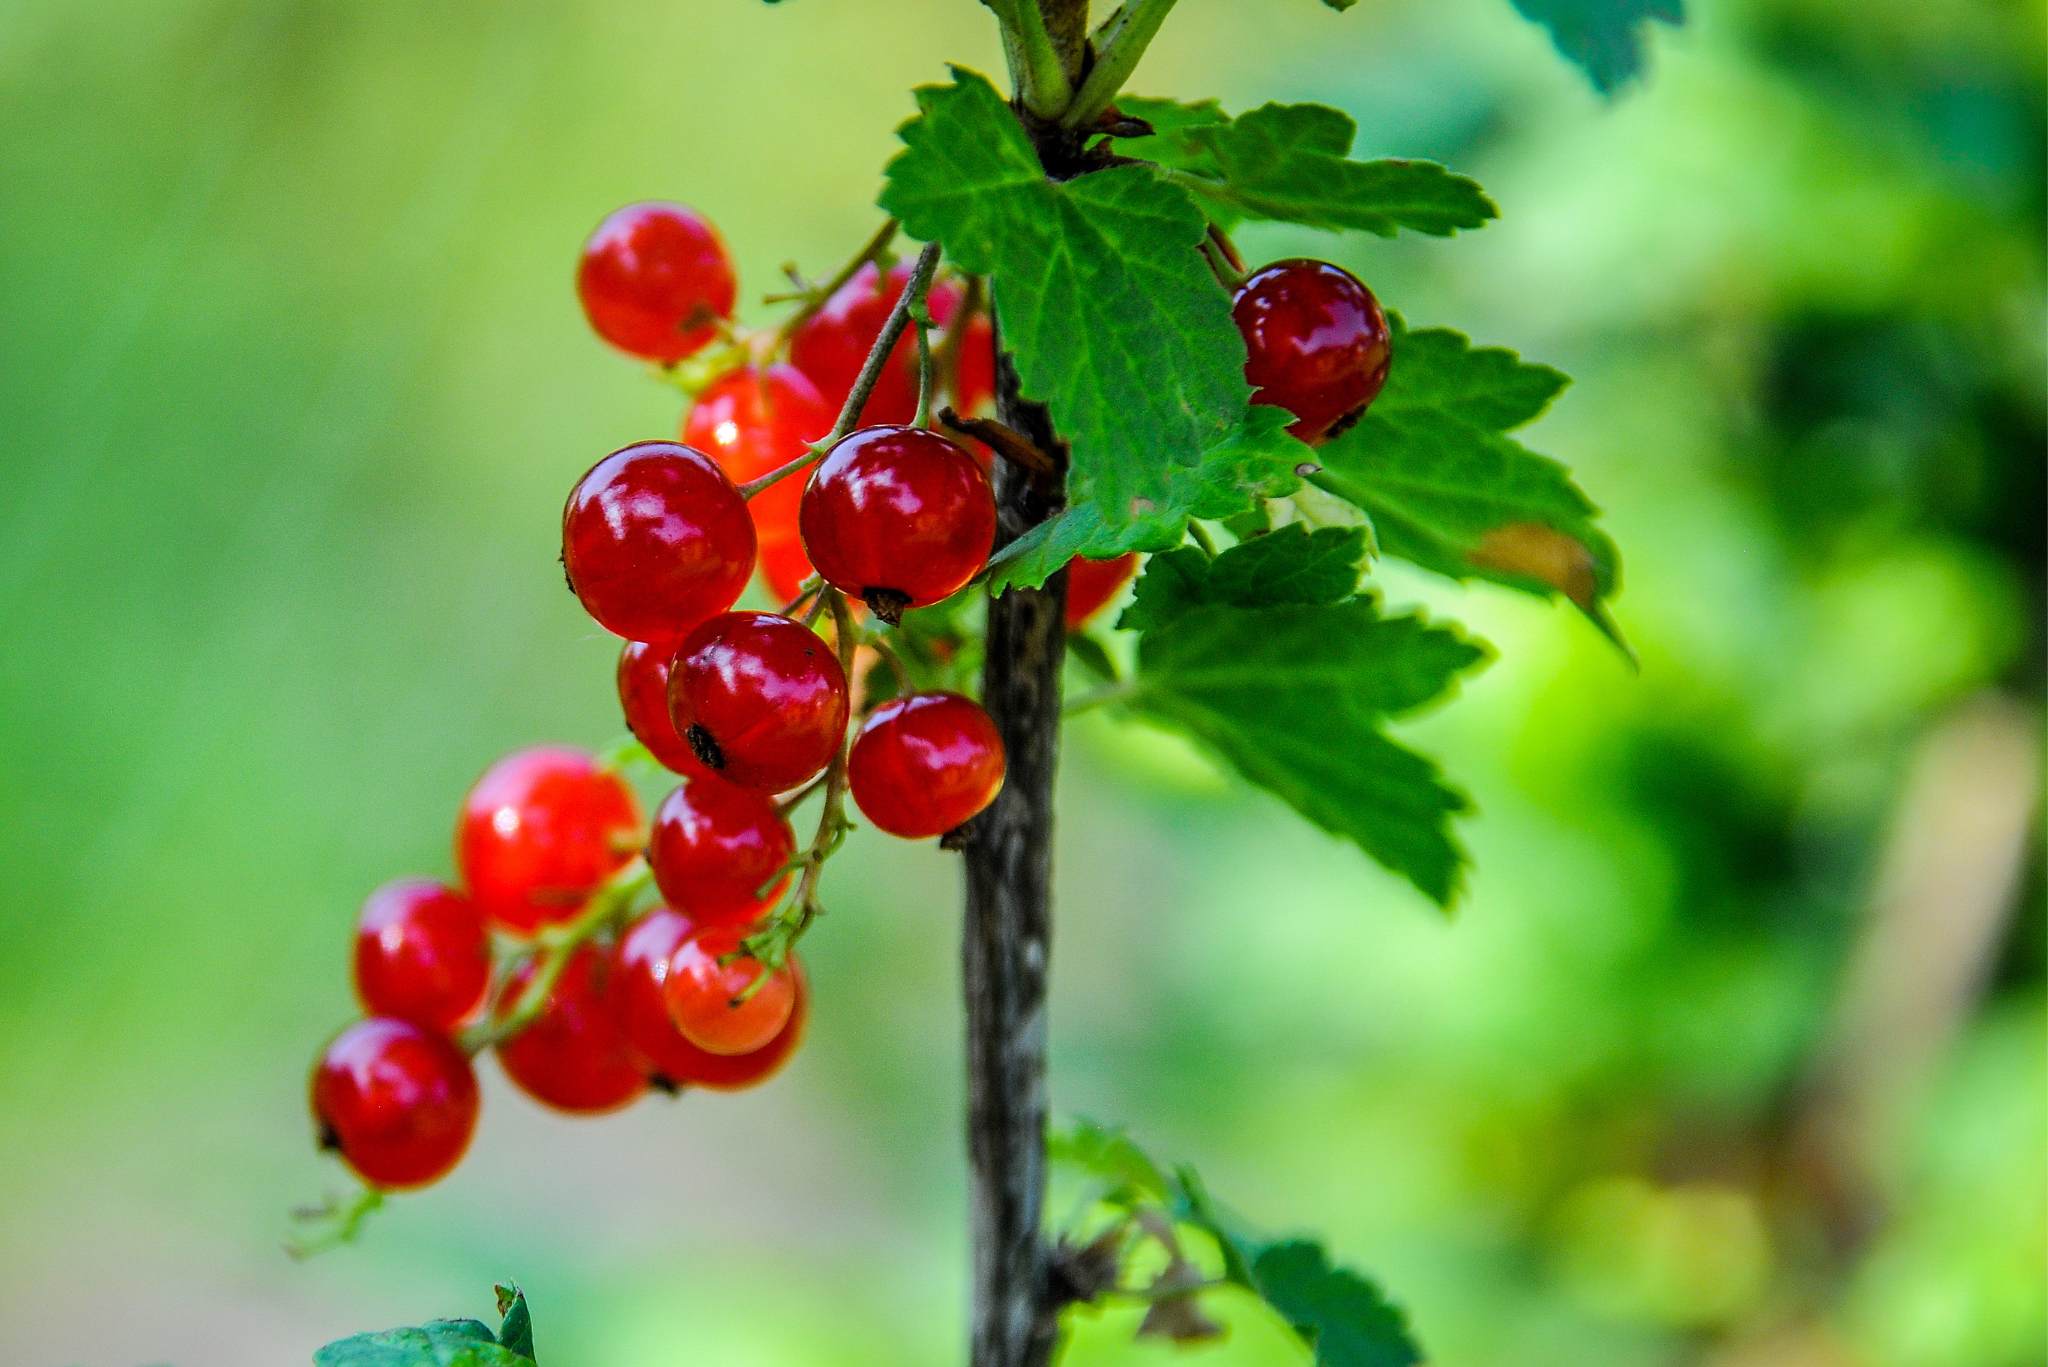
[315,1120,341,1152]
[687,724,725,771]
[648,1073,683,1097]
[1320,403,1367,444]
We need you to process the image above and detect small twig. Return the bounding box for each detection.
[938,408,1060,478]
[771,217,900,349]
[781,574,824,618]
[987,0,1076,120]
[739,243,943,501]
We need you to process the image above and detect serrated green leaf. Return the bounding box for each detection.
[1129,603,1486,904]
[1508,0,1683,94]
[312,1320,533,1367]
[1048,1117,1172,1204]
[984,406,1310,593]
[1312,318,1624,649]
[1121,102,1493,238]
[1117,524,1366,631]
[883,69,1273,538]
[1252,1241,1421,1367]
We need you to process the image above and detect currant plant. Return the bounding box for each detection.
[307,1,1679,1362]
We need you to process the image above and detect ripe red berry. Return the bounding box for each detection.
[494,947,648,1115]
[352,879,491,1032]
[617,640,718,780]
[663,925,798,1056]
[1232,259,1391,445]
[562,441,756,645]
[789,263,965,426]
[680,363,833,599]
[847,692,1005,839]
[576,201,736,363]
[311,1017,479,1190]
[666,611,849,790]
[1063,554,1138,629]
[456,746,642,936]
[614,907,809,1090]
[648,779,796,926]
[799,425,995,621]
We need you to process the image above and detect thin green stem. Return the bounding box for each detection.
[1186,520,1218,557]
[740,591,862,971]
[1063,0,1183,131]
[988,0,1075,120]
[458,858,651,1053]
[772,217,899,350]
[739,242,942,500]
[1063,678,1142,717]
[913,303,936,428]
[285,1185,385,1260]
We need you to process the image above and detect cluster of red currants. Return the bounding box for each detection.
[308,201,1392,1198]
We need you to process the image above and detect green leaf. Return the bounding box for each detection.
[883,69,1278,540]
[1508,0,1683,93]
[1172,1171,1420,1366]
[984,407,1310,593]
[1118,102,1494,238]
[1048,1117,1172,1204]
[312,1321,533,1367]
[1312,318,1625,648]
[493,1286,534,1361]
[1118,524,1367,631]
[1128,602,1486,904]
[1252,1241,1421,1367]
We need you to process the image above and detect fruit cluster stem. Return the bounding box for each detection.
[738,243,942,501]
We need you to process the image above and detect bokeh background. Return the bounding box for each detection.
[0,1,2040,1363]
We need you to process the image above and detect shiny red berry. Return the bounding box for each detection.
[648,779,795,927]
[788,263,965,426]
[667,611,848,791]
[562,441,756,645]
[311,1017,479,1190]
[576,201,736,363]
[663,925,798,1056]
[799,425,995,622]
[680,363,833,599]
[617,641,717,780]
[848,692,1005,839]
[614,907,809,1090]
[1232,259,1391,445]
[1063,554,1138,629]
[456,746,642,936]
[494,947,647,1115]
[352,879,491,1032]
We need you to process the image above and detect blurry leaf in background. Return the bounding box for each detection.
[1508,0,1685,92]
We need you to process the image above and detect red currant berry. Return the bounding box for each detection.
[494,946,647,1115]
[666,611,849,790]
[1063,554,1138,629]
[617,641,717,779]
[456,746,642,936]
[662,925,798,1056]
[614,907,809,1090]
[680,363,832,598]
[311,1017,479,1190]
[576,201,736,363]
[847,692,1005,839]
[562,441,756,645]
[648,779,795,926]
[352,879,490,1032]
[799,425,995,622]
[788,263,964,426]
[1232,259,1391,445]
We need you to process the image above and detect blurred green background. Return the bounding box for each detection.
[0,1,2040,1363]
